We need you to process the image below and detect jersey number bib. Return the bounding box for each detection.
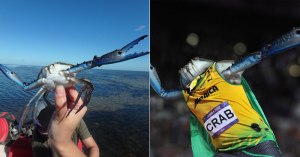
[203,102,239,138]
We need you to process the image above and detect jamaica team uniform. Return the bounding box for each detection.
[183,63,280,156]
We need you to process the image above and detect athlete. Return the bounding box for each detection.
[150,27,300,156]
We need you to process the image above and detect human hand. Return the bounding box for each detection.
[48,85,87,157]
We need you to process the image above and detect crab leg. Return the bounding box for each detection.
[0,64,48,91]
[63,35,149,74]
[67,78,94,117]
[226,27,300,75]
[30,91,52,128]
[150,64,182,99]
[18,87,46,131]
[75,80,94,114]
[43,90,53,106]
[32,90,46,127]
[0,64,27,88]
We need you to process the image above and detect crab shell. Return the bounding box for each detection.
[37,62,76,89]
[179,58,214,88]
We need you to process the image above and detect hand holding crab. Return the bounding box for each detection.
[0,35,149,131]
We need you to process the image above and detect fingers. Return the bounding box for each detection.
[66,86,84,108]
[66,87,87,120]
[55,85,86,119]
[74,106,87,120]
[55,86,67,108]
[49,85,87,147]
[55,85,68,120]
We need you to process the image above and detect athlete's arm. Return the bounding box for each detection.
[150,64,182,99]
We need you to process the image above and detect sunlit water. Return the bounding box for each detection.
[0,65,149,157]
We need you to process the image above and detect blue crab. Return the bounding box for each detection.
[0,35,149,130]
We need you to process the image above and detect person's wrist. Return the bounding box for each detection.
[48,129,72,144]
[50,139,86,157]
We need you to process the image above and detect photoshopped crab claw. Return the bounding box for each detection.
[93,35,149,66]
[261,27,300,57]
[0,64,24,87]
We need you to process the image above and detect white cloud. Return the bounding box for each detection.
[135,25,146,31]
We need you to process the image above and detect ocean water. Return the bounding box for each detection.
[0,65,149,157]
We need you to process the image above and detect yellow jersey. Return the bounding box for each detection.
[183,63,275,151]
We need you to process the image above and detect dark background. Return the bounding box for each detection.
[150,0,300,156]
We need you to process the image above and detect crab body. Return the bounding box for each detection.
[37,62,75,89]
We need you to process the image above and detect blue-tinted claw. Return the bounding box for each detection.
[229,27,300,75]
[93,35,149,66]
[120,35,148,52]
[64,35,149,74]
[0,64,24,87]
[261,27,300,57]
[150,63,183,99]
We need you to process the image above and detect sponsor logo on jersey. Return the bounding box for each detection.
[194,85,218,108]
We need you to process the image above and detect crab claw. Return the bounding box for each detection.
[93,35,149,66]
[261,27,300,57]
[120,35,148,52]
[0,64,24,87]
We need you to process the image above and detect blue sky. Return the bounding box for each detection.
[0,0,149,71]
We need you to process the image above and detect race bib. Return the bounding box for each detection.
[203,102,238,138]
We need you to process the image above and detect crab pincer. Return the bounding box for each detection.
[91,35,149,66]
